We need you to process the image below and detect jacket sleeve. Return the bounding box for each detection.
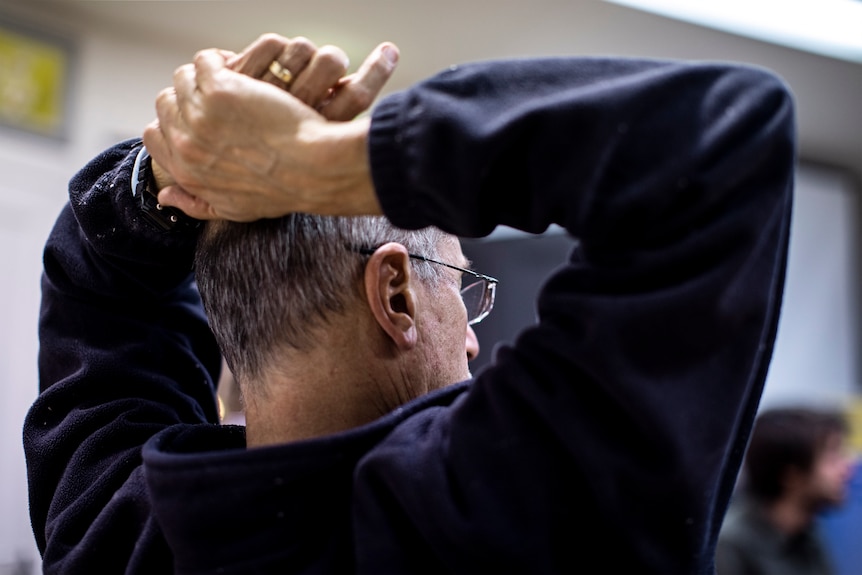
[356,58,795,574]
[23,139,222,573]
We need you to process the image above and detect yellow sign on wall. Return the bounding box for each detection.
[846,397,862,455]
[0,23,71,137]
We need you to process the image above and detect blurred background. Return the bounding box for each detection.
[0,1,860,573]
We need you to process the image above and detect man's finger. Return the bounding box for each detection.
[170,63,198,120]
[148,88,183,171]
[261,36,317,89]
[157,70,215,168]
[192,48,232,95]
[227,33,289,78]
[142,118,171,176]
[289,44,350,109]
[321,42,399,121]
[217,49,238,64]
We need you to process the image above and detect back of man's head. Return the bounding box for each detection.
[195,213,447,391]
[743,407,848,503]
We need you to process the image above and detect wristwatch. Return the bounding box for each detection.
[131,146,201,232]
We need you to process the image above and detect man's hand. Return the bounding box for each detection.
[143,34,395,221]
[228,33,394,122]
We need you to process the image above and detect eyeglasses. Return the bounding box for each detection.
[356,247,498,326]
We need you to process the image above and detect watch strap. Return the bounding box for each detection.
[132,146,201,233]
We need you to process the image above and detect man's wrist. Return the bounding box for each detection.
[314,118,380,216]
[150,157,174,191]
[132,146,202,232]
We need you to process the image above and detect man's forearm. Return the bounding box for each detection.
[25,140,220,566]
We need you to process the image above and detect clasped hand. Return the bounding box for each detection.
[143,33,395,221]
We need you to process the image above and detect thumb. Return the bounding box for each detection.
[158,185,218,220]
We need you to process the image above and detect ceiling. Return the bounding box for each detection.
[16,0,862,184]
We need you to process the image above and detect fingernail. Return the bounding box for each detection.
[382,45,399,66]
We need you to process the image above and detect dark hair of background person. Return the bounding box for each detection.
[744,408,849,503]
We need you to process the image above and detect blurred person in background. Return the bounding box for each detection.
[717,407,854,575]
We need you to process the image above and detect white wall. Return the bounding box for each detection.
[761,164,860,409]
[0,5,196,573]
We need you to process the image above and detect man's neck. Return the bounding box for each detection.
[244,362,375,447]
[242,312,412,447]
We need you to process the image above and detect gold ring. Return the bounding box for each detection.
[268,60,293,85]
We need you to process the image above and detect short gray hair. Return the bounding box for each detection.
[195,213,448,387]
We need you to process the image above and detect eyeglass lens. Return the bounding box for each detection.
[461,279,496,325]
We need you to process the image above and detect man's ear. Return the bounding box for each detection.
[363,243,418,351]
